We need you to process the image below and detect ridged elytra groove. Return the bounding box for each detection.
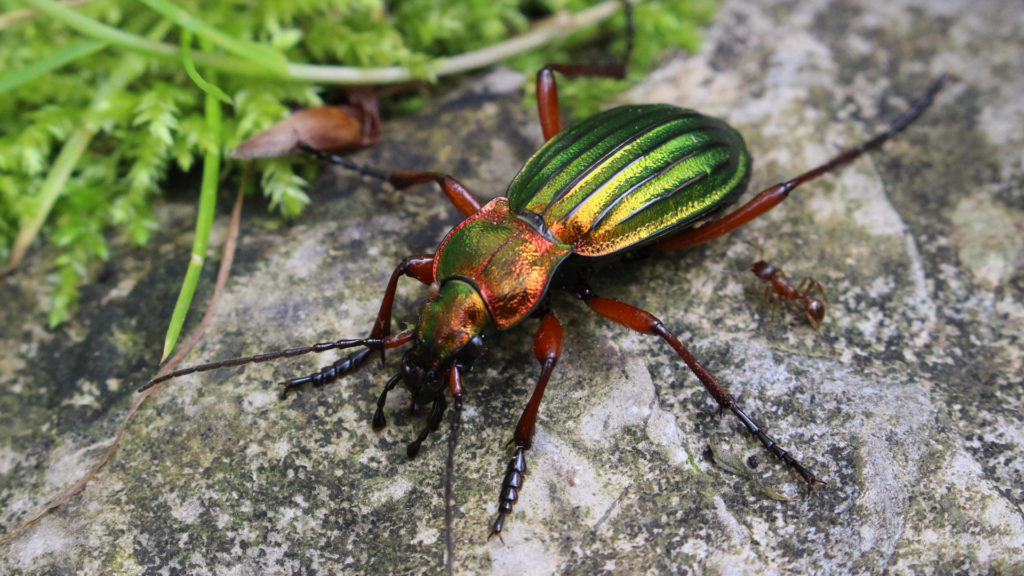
[507,104,750,255]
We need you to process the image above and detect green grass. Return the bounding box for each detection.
[0,0,717,355]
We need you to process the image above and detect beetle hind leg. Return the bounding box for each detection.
[576,285,826,486]
[534,2,634,140]
[656,74,949,252]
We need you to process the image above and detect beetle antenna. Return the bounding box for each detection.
[786,72,950,191]
[443,365,465,575]
[141,337,382,392]
[444,395,463,576]
[297,142,391,182]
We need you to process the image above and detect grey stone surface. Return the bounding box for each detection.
[2,0,1023,574]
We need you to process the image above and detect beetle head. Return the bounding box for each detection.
[400,279,490,399]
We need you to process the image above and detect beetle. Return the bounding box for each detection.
[750,259,827,330]
[145,33,948,563]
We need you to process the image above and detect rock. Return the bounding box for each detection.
[2,0,1022,574]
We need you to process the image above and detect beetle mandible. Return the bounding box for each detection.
[146,19,948,545]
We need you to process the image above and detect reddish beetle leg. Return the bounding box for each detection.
[490,311,563,540]
[577,284,826,487]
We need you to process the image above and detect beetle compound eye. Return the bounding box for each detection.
[460,335,487,363]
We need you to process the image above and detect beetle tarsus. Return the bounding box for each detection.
[280,347,374,397]
[727,402,826,485]
[490,445,526,539]
[407,397,447,459]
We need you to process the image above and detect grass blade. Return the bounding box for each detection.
[161,36,223,361]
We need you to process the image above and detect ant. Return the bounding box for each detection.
[750,260,827,331]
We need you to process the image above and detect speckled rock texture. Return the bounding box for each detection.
[2,0,1022,574]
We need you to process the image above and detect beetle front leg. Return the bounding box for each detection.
[407,395,448,458]
[280,254,433,395]
[490,311,563,539]
[279,331,414,397]
[577,286,825,486]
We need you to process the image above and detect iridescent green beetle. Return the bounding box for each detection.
[148,51,947,548]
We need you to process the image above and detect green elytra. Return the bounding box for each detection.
[508,104,750,255]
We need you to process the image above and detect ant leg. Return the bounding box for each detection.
[301,145,483,217]
[281,254,433,395]
[656,74,949,252]
[536,2,633,139]
[490,311,563,539]
[763,285,778,310]
[576,285,825,486]
[797,276,826,298]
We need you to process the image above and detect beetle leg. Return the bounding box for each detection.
[407,395,448,458]
[369,254,435,353]
[300,145,483,217]
[143,334,405,392]
[656,73,949,252]
[490,311,563,539]
[535,2,634,140]
[576,286,825,486]
[279,254,433,395]
[280,331,414,397]
[537,62,628,141]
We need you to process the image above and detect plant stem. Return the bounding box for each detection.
[24,0,628,85]
[0,0,91,30]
